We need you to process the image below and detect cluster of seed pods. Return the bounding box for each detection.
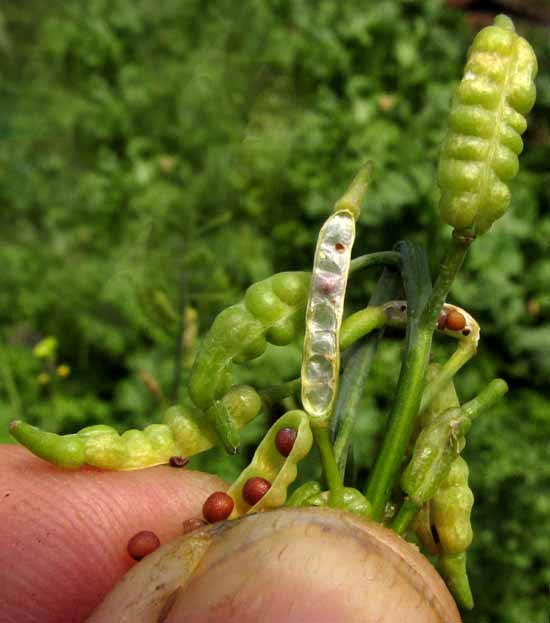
[200,415,308,524]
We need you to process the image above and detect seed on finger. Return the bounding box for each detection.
[446,310,466,332]
[243,477,271,506]
[182,518,208,534]
[275,427,297,457]
[169,456,189,468]
[127,530,161,561]
[203,491,234,523]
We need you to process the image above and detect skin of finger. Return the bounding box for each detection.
[0,445,225,623]
[167,511,459,623]
[90,507,461,623]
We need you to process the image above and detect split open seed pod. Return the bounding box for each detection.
[88,507,461,623]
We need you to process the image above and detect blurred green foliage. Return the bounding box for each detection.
[0,1,548,620]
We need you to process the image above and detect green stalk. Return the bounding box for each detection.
[350,251,400,273]
[391,498,420,535]
[366,231,472,520]
[419,340,477,414]
[259,378,301,409]
[312,423,345,507]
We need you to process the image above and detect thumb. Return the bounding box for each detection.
[0,445,224,623]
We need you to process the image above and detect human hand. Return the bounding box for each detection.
[0,445,223,623]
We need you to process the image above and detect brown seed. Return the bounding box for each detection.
[437,312,447,330]
[275,427,297,457]
[446,309,466,331]
[202,491,234,523]
[182,518,208,534]
[335,242,346,252]
[242,477,271,506]
[169,456,189,468]
[127,530,160,561]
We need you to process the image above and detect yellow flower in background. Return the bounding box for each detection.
[56,364,71,379]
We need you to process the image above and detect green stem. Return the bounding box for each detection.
[460,378,508,422]
[350,251,400,273]
[340,307,386,350]
[259,378,301,409]
[312,423,345,506]
[420,340,477,414]
[366,231,472,520]
[391,498,420,535]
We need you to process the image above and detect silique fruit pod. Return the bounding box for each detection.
[88,507,462,623]
[438,14,537,236]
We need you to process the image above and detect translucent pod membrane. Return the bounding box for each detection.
[302,211,355,421]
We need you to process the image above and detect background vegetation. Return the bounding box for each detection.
[1,1,548,620]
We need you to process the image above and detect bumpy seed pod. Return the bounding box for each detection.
[10,384,261,470]
[400,407,467,507]
[431,457,474,556]
[432,456,475,610]
[189,271,310,452]
[227,410,313,517]
[301,164,372,425]
[438,14,537,235]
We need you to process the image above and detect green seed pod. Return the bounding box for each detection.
[432,457,475,610]
[431,457,474,555]
[189,271,310,451]
[227,410,313,517]
[400,407,466,507]
[438,14,537,235]
[10,384,261,470]
[439,552,474,611]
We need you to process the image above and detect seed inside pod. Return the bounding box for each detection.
[127,530,160,561]
[242,477,271,506]
[437,312,448,330]
[275,427,297,457]
[446,310,466,331]
[203,491,234,523]
[182,518,208,535]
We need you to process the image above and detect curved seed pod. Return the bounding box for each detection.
[301,165,372,424]
[400,407,466,507]
[431,457,474,555]
[227,410,313,517]
[9,384,261,470]
[189,271,310,452]
[438,14,537,235]
[432,457,475,610]
[439,553,473,611]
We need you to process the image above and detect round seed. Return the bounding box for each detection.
[446,310,466,331]
[242,477,271,506]
[182,518,208,534]
[275,427,297,457]
[169,456,189,468]
[127,530,160,561]
[202,491,234,523]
